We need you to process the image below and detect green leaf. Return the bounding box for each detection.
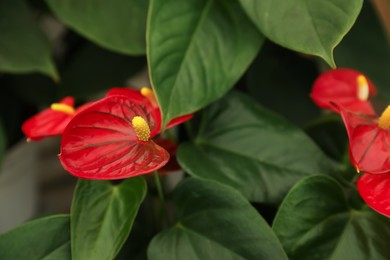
[148,178,288,260]
[71,177,147,260]
[0,215,70,260]
[46,0,148,55]
[0,0,57,78]
[178,91,335,204]
[273,175,390,260]
[335,1,390,99]
[246,41,320,126]
[147,0,264,127]
[239,0,363,67]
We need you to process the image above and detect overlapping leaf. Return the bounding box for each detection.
[239,0,363,67]
[147,0,264,126]
[0,0,57,78]
[71,178,147,260]
[178,91,336,204]
[148,178,288,260]
[273,175,390,260]
[46,0,148,55]
[0,215,70,260]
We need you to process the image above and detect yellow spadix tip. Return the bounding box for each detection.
[132,116,150,141]
[357,75,369,101]
[378,105,390,130]
[50,103,75,115]
[140,87,158,107]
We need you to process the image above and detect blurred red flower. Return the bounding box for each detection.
[310,68,377,115]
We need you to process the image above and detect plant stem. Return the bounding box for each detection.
[153,171,168,227]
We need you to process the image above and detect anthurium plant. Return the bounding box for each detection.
[1,0,390,259]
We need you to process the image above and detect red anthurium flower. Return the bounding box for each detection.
[22,97,77,141]
[357,173,390,217]
[310,69,377,115]
[107,87,193,132]
[59,95,170,180]
[336,103,390,174]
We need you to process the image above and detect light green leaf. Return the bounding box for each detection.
[46,0,148,55]
[147,0,263,127]
[0,0,57,78]
[335,1,390,99]
[71,177,147,260]
[273,175,390,260]
[0,215,70,260]
[148,178,288,260]
[239,0,363,67]
[178,91,336,204]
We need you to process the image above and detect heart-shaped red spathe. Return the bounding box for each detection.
[337,104,390,174]
[106,87,193,132]
[310,68,376,115]
[59,95,169,180]
[358,173,390,217]
[22,97,76,141]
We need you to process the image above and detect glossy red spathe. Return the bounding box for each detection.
[22,97,76,141]
[59,95,169,180]
[310,68,377,115]
[358,173,390,217]
[107,87,193,132]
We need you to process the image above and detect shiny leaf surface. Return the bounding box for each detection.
[0,0,57,77]
[0,215,70,260]
[148,0,263,126]
[239,0,363,67]
[71,178,147,260]
[148,178,288,260]
[273,175,390,260]
[47,0,148,55]
[60,96,169,179]
[178,91,335,204]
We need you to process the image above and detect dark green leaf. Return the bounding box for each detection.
[71,177,147,260]
[239,0,363,67]
[273,175,390,260]
[46,0,148,55]
[0,215,70,260]
[0,0,57,78]
[147,0,263,126]
[335,1,390,100]
[246,42,320,125]
[148,178,288,260]
[178,91,335,204]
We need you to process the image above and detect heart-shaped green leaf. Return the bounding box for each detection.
[178,91,336,204]
[148,178,288,260]
[273,175,390,260]
[46,0,148,55]
[239,0,363,67]
[335,1,390,99]
[0,215,70,260]
[71,177,147,260]
[147,0,264,127]
[0,0,57,78]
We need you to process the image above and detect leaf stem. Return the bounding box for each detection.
[153,171,169,227]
